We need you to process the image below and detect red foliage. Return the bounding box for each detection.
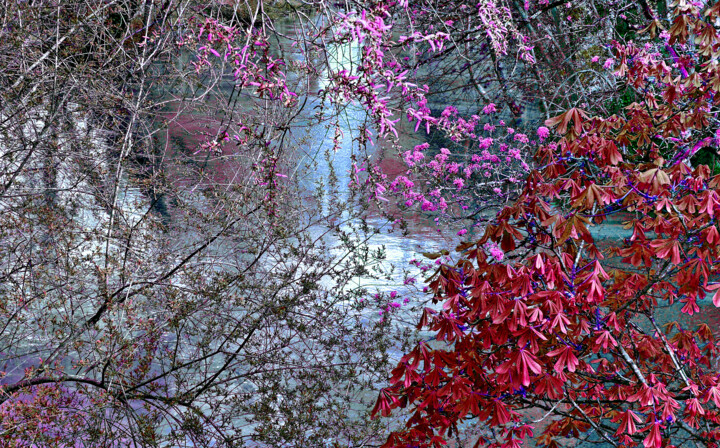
[375,2,720,447]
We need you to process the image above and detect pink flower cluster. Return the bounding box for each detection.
[352,115,548,228]
[487,243,505,261]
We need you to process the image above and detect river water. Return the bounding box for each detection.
[159,19,470,301]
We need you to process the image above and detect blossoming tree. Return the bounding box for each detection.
[0,1,397,446]
[0,0,689,446]
[374,1,720,447]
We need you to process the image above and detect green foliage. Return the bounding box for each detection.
[692,147,720,175]
[604,87,637,116]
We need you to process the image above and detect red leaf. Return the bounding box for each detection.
[642,420,663,448]
[546,345,579,373]
[497,349,543,387]
[371,390,394,418]
[703,385,720,408]
[649,238,683,265]
[614,409,642,436]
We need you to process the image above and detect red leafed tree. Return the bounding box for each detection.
[374,2,720,447]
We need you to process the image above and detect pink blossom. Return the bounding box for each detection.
[421,200,435,211]
[603,58,615,69]
[441,106,458,117]
[591,56,600,63]
[537,126,550,141]
[489,247,504,260]
[515,133,529,144]
[403,150,416,166]
[373,184,388,202]
[457,229,468,236]
[482,103,497,114]
[395,176,414,189]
